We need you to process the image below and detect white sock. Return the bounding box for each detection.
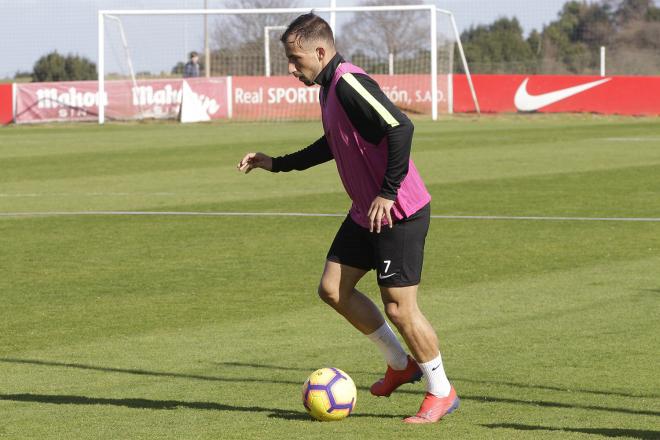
[366,322,409,370]
[419,353,451,397]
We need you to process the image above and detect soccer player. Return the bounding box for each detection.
[237,13,458,423]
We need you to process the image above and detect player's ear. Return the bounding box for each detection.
[316,46,325,62]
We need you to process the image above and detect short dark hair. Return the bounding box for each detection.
[281,13,334,47]
[190,51,199,58]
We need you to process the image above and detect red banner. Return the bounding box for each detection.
[453,74,660,115]
[230,74,450,120]
[10,74,659,124]
[231,75,320,120]
[0,84,13,125]
[15,78,229,123]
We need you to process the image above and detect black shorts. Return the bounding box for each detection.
[326,203,431,287]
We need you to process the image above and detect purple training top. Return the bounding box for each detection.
[320,61,431,229]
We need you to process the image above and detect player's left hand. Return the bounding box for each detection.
[367,196,394,233]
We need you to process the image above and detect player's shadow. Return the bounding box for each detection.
[3,358,657,417]
[215,361,375,375]
[0,393,401,420]
[482,423,660,440]
[219,361,660,400]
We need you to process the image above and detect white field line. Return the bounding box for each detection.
[602,137,660,142]
[1,211,659,222]
[0,192,178,198]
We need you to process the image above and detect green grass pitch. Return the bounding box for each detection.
[1,115,659,439]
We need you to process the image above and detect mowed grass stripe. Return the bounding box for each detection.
[1,215,658,351]
[26,163,649,218]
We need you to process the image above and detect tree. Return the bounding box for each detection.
[338,0,428,68]
[460,17,537,73]
[171,62,186,75]
[430,0,660,75]
[32,51,97,82]
[606,0,660,74]
[213,0,296,49]
[539,1,615,73]
[208,0,296,76]
[613,0,655,24]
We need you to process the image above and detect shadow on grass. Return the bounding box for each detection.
[452,376,659,399]
[0,357,300,385]
[482,423,660,440]
[0,393,401,420]
[461,394,659,417]
[223,362,659,399]
[3,358,657,417]
[215,361,375,375]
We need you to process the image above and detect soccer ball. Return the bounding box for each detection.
[302,367,357,421]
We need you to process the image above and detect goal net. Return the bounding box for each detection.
[98,6,478,124]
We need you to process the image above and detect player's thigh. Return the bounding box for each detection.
[380,284,420,321]
[319,260,369,298]
[321,215,373,298]
[326,214,375,273]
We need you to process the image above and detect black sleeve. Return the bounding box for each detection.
[271,136,334,173]
[335,73,414,200]
[381,121,413,200]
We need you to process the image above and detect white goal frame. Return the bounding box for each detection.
[98,5,480,124]
[264,25,288,77]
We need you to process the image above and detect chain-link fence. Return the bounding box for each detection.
[1,0,658,81]
[454,0,660,75]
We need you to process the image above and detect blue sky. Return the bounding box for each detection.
[1,0,569,79]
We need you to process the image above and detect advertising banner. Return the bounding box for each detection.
[12,74,660,124]
[231,75,321,120]
[230,74,450,120]
[453,74,660,115]
[15,77,229,123]
[0,84,13,125]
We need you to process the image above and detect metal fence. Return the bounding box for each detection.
[1,0,658,81]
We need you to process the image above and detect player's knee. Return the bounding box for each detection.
[384,303,411,329]
[317,281,341,307]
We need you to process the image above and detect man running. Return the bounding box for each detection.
[237,13,458,423]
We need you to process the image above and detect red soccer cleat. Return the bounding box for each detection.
[370,355,423,397]
[403,386,460,424]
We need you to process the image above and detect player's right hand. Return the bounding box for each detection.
[237,152,273,173]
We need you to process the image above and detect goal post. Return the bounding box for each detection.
[264,26,287,77]
[97,6,479,124]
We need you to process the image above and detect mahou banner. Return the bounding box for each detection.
[15,77,229,123]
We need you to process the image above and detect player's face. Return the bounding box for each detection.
[284,39,322,87]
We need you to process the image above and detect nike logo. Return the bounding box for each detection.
[514,77,611,112]
[378,272,397,280]
[431,363,442,371]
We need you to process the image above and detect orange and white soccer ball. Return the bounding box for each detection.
[302,367,357,421]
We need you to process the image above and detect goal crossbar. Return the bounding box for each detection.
[99,6,451,16]
[97,6,480,124]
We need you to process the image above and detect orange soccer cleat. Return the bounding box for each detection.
[403,386,460,424]
[370,355,423,397]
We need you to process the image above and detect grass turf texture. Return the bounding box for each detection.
[1,116,659,440]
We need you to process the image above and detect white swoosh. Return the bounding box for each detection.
[514,77,611,112]
[378,273,397,280]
